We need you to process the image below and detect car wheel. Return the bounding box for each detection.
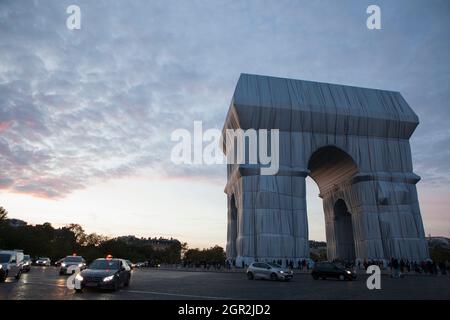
[339,275,345,281]
[15,271,22,280]
[112,280,119,291]
[270,273,278,281]
[247,272,254,280]
[312,274,319,280]
[124,276,130,287]
[75,288,83,293]
[0,276,5,283]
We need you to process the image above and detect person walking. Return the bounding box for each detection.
[439,261,446,275]
[391,258,400,278]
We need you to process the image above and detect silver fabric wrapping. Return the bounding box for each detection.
[223,74,429,266]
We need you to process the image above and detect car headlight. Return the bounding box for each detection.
[61,263,66,267]
[0,264,2,270]
[103,275,114,282]
[279,270,284,274]
[78,263,83,267]
[75,274,83,281]
[346,270,351,274]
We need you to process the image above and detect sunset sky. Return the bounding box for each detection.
[0,0,449,249]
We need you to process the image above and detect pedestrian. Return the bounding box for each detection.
[391,258,400,278]
[439,262,446,275]
[432,261,438,275]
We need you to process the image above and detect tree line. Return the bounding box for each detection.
[183,245,227,267]
[0,206,225,265]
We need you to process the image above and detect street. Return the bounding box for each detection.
[0,267,449,300]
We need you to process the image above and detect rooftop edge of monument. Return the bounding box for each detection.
[230,73,418,124]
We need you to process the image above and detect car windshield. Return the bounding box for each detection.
[65,256,82,262]
[267,263,281,268]
[24,255,30,260]
[318,263,331,267]
[0,254,12,263]
[89,259,120,270]
[39,257,49,260]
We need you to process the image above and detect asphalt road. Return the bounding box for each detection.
[0,267,449,300]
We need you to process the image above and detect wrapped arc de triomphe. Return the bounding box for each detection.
[222,73,429,267]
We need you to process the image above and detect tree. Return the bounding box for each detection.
[183,245,226,266]
[85,233,108,247]
[66,224,87,245]
[0,207,10,248]
[0,206,8,222]
[181,242,189,258]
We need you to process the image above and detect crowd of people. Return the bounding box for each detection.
[354,258,450,277]
[225,258,314,270]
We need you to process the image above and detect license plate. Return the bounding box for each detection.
[85,282,98,287]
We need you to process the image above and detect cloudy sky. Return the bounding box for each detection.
[0,0,449,248]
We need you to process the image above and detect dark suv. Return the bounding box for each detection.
[311,262,356,281]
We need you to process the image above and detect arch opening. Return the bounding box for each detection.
[308,146,358,195]
[307,146,359,262]
[333,199,356,262]
[228,194,238,259]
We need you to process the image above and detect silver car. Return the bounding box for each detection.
[246,262,293,281]
[35,257,51,266]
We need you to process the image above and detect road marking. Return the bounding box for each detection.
[22,280,67,288]
[21,280,231,299]
[124,289,231,300]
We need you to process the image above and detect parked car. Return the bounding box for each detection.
[0,250,24,282]
[246,262,293,281]
[59,255,87,275]
[35,257,51,266]
[74,257,131,292]
[311,262,357,281]
[22,254,32,273]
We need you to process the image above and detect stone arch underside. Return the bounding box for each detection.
[223,74,429,266]
[333,199,356,262]
[308,146,359,261]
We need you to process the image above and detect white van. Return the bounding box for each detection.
[0,250,24,282]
